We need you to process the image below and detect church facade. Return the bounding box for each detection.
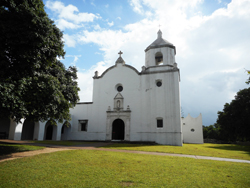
[0,30,203,145]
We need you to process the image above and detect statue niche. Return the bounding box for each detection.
[114,93,124,111]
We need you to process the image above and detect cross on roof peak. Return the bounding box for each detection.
[118,51,123,57]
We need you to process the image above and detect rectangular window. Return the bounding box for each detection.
[79,120,88,131]
[157,119,163,128]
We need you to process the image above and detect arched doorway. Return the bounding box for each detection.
[112,119,125,140]
[61,121,71,140]
[21,119,35,140]
[44,120,56,140]
[46,125,53,140]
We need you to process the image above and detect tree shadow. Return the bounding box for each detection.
[0,144,31,156]
[205,144,250,156]
[103,142,158,148]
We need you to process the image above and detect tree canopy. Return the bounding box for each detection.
[0,0,80,123]
[216,87,250,142]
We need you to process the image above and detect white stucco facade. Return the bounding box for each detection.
[182,114,204,144]
[0,30,203,145]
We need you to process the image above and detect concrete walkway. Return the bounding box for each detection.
[1,140,250,164]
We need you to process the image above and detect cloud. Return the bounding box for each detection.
[62,0,250,126]
[46,0,100,29]
[66,55,82,66]
[56,19,80,30]
[129,0,144,14]
[63,34,76,47]
[108,21,114,27]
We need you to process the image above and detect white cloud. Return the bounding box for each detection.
[129,0,144,14]
[56,19,80,30]
[63,34,76,47]
[67,0,250,126]
[66,55,82,66]
[46,0,100,29]
[108,21,114,27]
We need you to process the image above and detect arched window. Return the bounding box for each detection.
[155,52,163,65]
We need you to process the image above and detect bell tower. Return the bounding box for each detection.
[145,30,176,68]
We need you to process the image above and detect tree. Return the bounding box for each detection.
[246,69,250,84]
[0,0,80,123]
[216,87,250,142]
[203,124,220,139]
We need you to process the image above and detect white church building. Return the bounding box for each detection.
[0,30,203,145]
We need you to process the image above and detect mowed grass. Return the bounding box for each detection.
[103,143,250,160]
[0,144,45,156]
[0,150,249,188]
[32,140,91,146]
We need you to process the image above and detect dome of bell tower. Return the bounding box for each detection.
[145,30,176,67]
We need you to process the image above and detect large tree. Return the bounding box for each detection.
[0,0,80,123]
[216,87,250,142]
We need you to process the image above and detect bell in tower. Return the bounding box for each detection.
[145,30,176,67]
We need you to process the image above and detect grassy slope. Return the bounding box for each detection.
[32,140,89,146]
[0,144,45,156]
[0,150,249,188]
[103,143,250,160]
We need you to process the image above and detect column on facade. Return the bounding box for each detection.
[8,118,25,140]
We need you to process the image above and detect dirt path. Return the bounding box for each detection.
[1,140,250,164]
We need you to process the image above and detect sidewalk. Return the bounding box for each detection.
[1,140,250,164]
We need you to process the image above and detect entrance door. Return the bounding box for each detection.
[21,120,35,140]
[112,119,125,140]
[46,125,53,140]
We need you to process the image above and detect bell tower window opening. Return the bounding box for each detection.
[155,52,163,65]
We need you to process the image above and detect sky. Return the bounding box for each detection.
[44,0,250,126]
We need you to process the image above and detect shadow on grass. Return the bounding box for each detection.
[103,143,158,148]
[0,143,44,156]
[205,144,250,156]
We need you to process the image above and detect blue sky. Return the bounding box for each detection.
[44,0,250,126]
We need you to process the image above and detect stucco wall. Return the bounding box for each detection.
[68,60,182,145]
[182,114,203,144]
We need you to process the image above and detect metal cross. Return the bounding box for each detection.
[159,24,161,29]
[118,51,123,57]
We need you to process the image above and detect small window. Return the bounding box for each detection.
[115,84,123,92]
[191,128,195,132]
[79,120,88,131]
[157,119,163,128]
[117,86,123,92]
[156,81,162,87]
[183,123,185,125]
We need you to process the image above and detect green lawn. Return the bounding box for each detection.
[0,144,45,156]
[103,143,250,161]
[0,150,249,187]
[32,140,91,146]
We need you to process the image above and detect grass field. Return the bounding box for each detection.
[0,149,249,187]
[103,143,250,160]
[32,140,91,146]
[0,144,45,156]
